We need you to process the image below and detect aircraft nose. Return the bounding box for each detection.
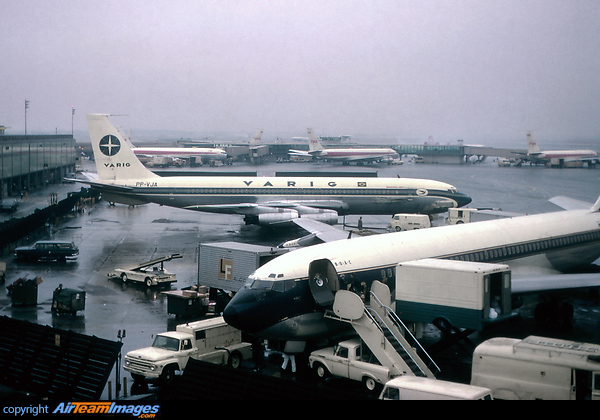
[222,304,239,329]
[456,193,472,207]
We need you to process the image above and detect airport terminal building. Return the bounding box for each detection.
[0,134,77,199]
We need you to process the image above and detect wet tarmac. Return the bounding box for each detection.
[1,157,600,399]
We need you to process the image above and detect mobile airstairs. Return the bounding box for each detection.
[324,280,440,378]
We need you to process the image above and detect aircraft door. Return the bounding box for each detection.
[308,259,340,307]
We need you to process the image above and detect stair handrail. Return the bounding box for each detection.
[363,306,427,377]
[369,291,441,375]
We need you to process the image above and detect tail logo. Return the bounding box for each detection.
[99,135,121,156]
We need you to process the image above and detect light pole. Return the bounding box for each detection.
[24,100,29,134]
[71,106,75,135]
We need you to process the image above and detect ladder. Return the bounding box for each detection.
[324,281,440,378]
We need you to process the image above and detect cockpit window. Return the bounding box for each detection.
[245,278,302,292]
[249,280,275,289]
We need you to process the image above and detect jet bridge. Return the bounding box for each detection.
[324,281,440,378]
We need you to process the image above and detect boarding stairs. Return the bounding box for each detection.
[324,281,440,378]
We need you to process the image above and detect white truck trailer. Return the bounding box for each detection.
[471,335,600,400]
[395,259,513,331]
[124,317,252,383]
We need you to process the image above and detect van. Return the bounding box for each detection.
[388,214,431,231]
[471,336,600,400]
[380,376,493,400]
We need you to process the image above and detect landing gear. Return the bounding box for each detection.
[534,298,574,329]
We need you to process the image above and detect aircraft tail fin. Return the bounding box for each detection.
[250,128,264,144]
[592,196,600,212]
[307,128,324,152]
[527,131,541,154]
[86,114,159,181]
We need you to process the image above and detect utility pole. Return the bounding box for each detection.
[24,99,29,135]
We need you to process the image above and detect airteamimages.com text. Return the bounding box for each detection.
[2,402,162,418]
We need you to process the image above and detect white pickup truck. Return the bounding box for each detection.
[124,317,252,383]
[309,338,392,392]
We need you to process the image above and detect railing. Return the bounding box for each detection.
[369,291,441,376]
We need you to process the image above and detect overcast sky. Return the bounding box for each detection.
[2,0,600,145]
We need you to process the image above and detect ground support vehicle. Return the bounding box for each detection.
[198,242,288,292]
[395,259,513,331]
[380,376,493,400]
[388,213,431,231]
[124,317,252,383]
[471,335,600,400]
[14,241,79,262]
[445,207,521,224]
[110,254,181,287]
[7,277,42,306]
[317,281,439,391]
[51,285,86,315]
[0,198,19,212]
[309,338,392,392]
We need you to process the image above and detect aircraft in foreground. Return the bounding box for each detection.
[83,114,471,226]
[289,128,399,165]
[224,195,600,342]
[518,131,598,166]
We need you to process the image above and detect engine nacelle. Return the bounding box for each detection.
[299,209,339,225]
[256,210,299,225]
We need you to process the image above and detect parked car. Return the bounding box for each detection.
[14,241,79,262]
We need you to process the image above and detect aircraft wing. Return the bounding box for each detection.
[512,272,600,294]
[291,218,349,241]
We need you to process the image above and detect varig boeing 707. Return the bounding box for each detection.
[83,114,471,226]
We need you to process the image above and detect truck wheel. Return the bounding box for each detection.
[362,377,378,392]
[395,226,402,231]
[160,365,177,384]
[145,277,153,287]
[121,273,128,283]
[314,363,329,379]
[130,373,146,382]
[228,352,242,369]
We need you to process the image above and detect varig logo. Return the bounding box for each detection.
[99,135,121,156]
[416,188,428,196]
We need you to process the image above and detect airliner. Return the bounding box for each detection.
[289,128,398,164]
[520,131,598,166]
[83,114,471,226]
[223,196,600,341]
[118,127,230,164]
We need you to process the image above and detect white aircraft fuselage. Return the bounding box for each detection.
[132,146,228,161]
[223,199,600,341]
